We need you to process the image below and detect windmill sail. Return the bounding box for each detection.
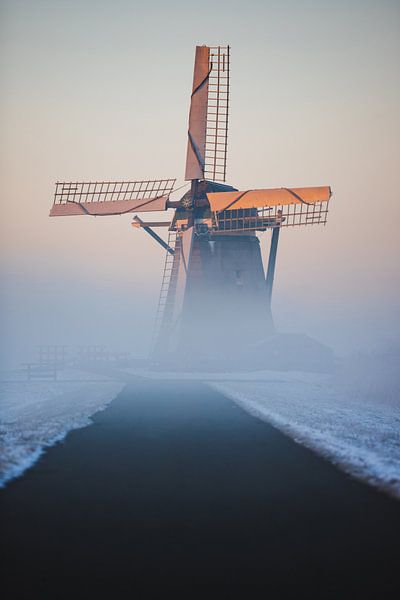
[207,186,331,212]
[205,46,230,182]
[207,186,332,231]
[185,45,230,183]
[49,179,176,216]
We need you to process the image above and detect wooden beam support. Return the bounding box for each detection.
[132,216,174,255]
[266,226,281,307]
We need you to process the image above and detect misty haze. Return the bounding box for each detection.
[1,1,399,597]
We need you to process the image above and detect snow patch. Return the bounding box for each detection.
[209,369,400,499]
[0,377,124,487]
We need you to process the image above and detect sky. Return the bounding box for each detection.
[0,0,399,367]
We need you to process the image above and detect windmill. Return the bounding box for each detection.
[50,45,332,367]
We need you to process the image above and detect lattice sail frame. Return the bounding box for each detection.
[50,179,176,216]
[212,200,330,232]
[205,46,230,182]
[206,186,331,231]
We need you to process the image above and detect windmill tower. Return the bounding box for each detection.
[50,45,332,367]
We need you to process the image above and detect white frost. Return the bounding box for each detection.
[209,365,400,499]
[0,372,124,487]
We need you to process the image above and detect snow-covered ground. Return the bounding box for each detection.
[209,357,400,499]
[0,370,124,487]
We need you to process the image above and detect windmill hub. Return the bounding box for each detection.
[49,45,332,369]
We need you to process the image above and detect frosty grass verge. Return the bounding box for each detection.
[209,370,400,499]
[0,376,124,487]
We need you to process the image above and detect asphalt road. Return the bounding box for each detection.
[1,379,399,598]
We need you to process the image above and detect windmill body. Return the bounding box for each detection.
[50,45,332,368]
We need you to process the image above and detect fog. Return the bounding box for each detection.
[1,0,399,369]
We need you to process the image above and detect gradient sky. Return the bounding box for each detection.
[1,0,399,367]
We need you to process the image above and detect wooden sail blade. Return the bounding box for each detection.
[50,197,169,217]
[185,46,210,181]
[49,179,176,217]
[207,186,331,212]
